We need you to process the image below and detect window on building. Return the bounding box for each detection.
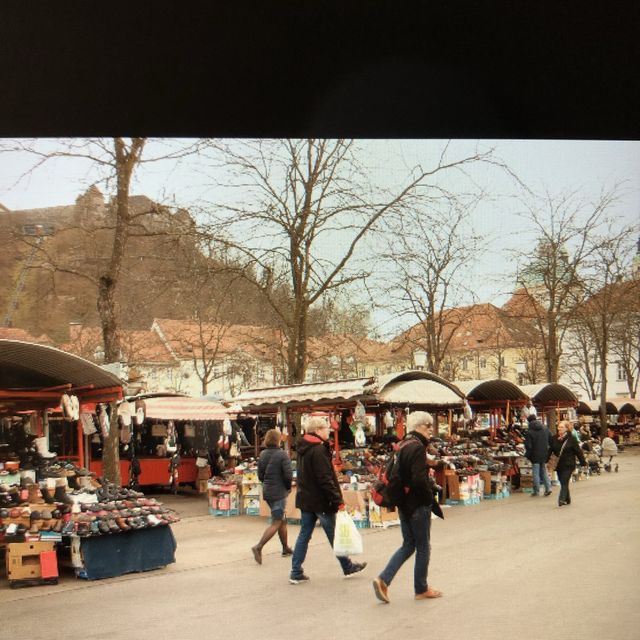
[479,357,487,369]
[617,362,625,382]
[461,358,468,371]
[500,356,505,366]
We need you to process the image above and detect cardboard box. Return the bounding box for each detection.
[197,466,211,480]
[480,471,492,496]
[6,541,56,581]
[445,470,460,501]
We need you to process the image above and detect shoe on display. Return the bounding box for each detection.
[373,577,390,603]
[344,562,367,578]
[289,574,310,585]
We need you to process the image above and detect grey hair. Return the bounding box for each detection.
[406,411,434,432]
[305,416,329,433]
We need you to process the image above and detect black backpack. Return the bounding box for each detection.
[371,438,420,509]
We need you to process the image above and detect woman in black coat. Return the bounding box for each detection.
[251,428,293,564]
[548,420,587,507]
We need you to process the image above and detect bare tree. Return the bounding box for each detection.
[1,137,205,483]
[562,317,600,399]
[512,187,622,383]
[515,346,546,385]
[201,139,496,383]
[609,304,640,398]
[576,227,638,434]
[380,199,482,375]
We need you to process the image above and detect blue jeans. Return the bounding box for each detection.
[379,505,431,594]
[290,511,354,577]
[532,462,551,494]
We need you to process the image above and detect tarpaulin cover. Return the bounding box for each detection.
[79,525,176,580]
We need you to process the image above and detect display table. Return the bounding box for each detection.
[77,525,176,580]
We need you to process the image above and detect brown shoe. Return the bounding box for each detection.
[251,545,262,565]
[415,587,443,600]
[373,577,390,603]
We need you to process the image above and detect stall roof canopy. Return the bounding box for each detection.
[561,398,639,416]
[615,398,640,414]
[231,370,465,411]
[453,379,528,404]
[519,383,577,407]
[141,395,230,421]
[0,340,121,389]
[0,339,123,413]
[231,377,375,408]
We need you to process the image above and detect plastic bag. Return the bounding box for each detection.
[333,510,363,556]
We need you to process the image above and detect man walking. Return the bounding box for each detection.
[289,416,367,584]
[372,411,443,603]
[524,413,552,497]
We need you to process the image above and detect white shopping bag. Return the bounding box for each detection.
[333,510,364,556]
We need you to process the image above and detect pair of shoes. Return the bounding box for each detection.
[530,492,539,497]
[543,490,552,497]
[415,587,443,600]
[289,574,310,585]
[281,547,293,557]
[373,577,390,603]
[558,501,567,507]
[251,545,262,565]
[344,562,367,578]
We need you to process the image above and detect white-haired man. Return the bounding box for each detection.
[289,416,367,584]
[373,410,443,603]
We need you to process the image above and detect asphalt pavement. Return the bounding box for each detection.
[1,449,639,640]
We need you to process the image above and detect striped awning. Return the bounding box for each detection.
[143,396,230,421]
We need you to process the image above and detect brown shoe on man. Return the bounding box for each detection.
[415,587,443,600]
[373,577,390,603]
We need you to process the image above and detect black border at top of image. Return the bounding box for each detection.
[1,3,638,140]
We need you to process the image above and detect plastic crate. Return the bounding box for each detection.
[208,508,240,517]
[244,507,260,516]
[353,519,370,529]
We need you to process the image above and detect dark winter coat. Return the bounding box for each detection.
[524,419,552,463]
[257,446,293,502]
[295,433,343,514]
[548,433,586,472]
[396,431,434,517]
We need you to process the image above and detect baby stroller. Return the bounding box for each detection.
[601,437,619,473]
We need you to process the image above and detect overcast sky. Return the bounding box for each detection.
[1,139,638,337]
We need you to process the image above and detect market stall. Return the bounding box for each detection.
[226,370,467,525]
[519,383,578,423]
[88,393,233,490]
[0,340,179,586]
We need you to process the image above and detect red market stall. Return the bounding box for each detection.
[88,394,232,488]
[0,339,123,466]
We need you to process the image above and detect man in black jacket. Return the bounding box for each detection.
[524,414,553,497]
[289,416,367,584]
[372,411,443,604]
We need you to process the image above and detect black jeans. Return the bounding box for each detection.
[557,468,573,504]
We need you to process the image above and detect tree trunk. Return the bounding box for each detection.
[99,137,145,485]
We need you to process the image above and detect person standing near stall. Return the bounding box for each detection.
[372,411,443,604]
[548,420,587,507]
[524,413,553,497]
[252,429,293,564]
[289,416,367,584]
